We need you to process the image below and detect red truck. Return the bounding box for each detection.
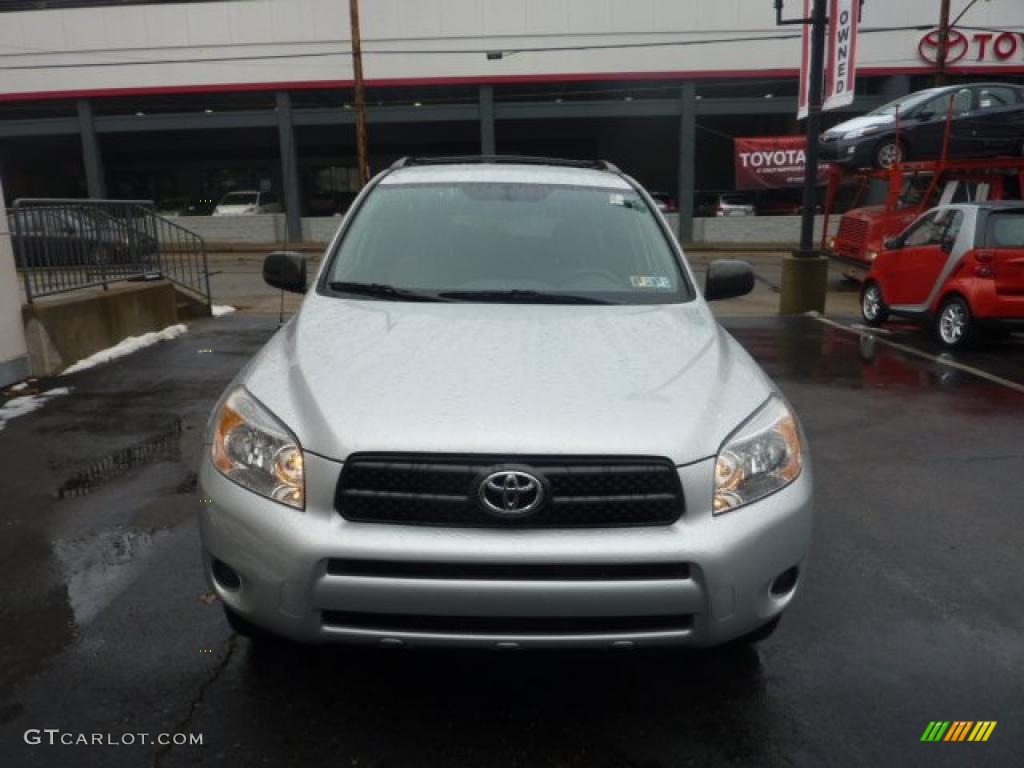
[822,157,1024,280]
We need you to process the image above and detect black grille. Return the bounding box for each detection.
[335,454,684,528]
[321,611,694,635]
[326,559,690,580]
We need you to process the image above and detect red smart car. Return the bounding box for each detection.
[860,202,1024,348]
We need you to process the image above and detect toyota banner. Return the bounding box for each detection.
[734,136,830,190]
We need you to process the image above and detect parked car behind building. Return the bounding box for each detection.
[212,190,283,216]
[647,192,679,213]
[8,207,158,269]
[697,192,756,217]
[156,197,201,216]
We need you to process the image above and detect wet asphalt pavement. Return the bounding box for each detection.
[1,314,1023,768]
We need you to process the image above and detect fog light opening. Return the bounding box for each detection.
[770,566,799,597]
[212,559,242,591]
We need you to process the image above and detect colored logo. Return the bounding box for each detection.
[921,721,997,742]
[918,29,969,65]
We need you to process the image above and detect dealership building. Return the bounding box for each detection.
[1,0,1023,240]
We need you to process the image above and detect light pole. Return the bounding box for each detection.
[776,0,831,315]
[349,0,370,188]
[935,0,952,85]
[938,0,989,85]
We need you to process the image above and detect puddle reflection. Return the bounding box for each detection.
[729,317,1024,412]
[55,419,182,499]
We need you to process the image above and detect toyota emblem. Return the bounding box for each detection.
[479,470,544,517]
[918,29,969,65]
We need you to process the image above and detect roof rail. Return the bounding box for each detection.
[390,155,620,172]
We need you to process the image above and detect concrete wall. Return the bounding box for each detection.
[2,0,1022,100]
[171,215,344,247]
[665,214,835,246]
[22,282,179,376]
[172,215,286,244]
[0,182,30,387]
[178,213,832,248]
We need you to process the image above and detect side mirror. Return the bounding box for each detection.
[263,251,307,294]
[883,236,903,251]
[704,259,755,302]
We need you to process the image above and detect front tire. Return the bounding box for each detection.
[935,295,974,349]
[874,138,905,169]
[860,281,889,326]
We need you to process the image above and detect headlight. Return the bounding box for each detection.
[866,249,879,261]
[842,125,881,140]
[210,388,304,509]
[713,395,803,514]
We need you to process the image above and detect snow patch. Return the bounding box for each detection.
[0,387,72,431]
[211,305,236,317]
[10,381,29,392]
[62,324,188,375]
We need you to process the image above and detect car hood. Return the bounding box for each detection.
[824,114,894,138]
[242,295,775,465]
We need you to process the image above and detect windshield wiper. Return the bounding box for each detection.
[438,289,612,305]
[328,281,446,302]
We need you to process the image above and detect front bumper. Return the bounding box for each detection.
[819,136,875,168]
[199,452,813,649]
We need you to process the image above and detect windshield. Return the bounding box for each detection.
[868,88,943,117]
[220,192,258,206]
[324,181,690,304]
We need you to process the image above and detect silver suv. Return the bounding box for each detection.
[200,157,813,649]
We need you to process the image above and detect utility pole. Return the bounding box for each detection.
[798,0,827,257]
[349,0,370,188]
[935,0,952,86]
[776,0,831,315]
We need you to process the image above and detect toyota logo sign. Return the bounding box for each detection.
[917,29,969,65]
[479,470,544,518]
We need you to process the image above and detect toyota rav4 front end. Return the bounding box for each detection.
[199,157,813,649]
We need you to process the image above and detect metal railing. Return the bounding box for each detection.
[9,198,210,306]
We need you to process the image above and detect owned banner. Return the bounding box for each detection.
[734,136,829,190]
[824,0,858,111]
[797,0,813,120]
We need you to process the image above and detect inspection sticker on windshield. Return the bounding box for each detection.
[630,276,672,289]
[609,194,646,211]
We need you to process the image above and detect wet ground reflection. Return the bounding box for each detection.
[55,419,183,499]
[725,317,1024,412]
[195,640,798,768]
